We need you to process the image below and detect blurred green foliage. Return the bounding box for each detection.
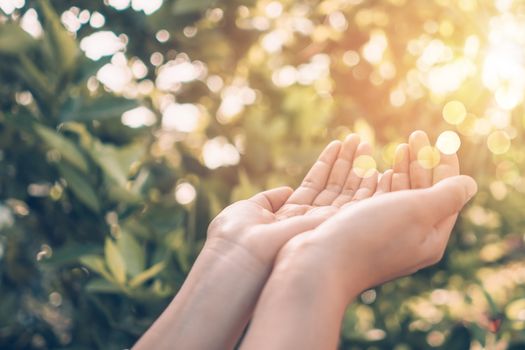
[1,0,525,349]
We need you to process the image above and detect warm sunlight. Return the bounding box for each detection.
[482,13,525,111]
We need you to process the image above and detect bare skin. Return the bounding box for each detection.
[240,131,477,350]
[133,134,387,350]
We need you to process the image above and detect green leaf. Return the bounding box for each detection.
[74,55,112,84]
[105,238,127,285]
[128,261,166,289]
[60,95,139,122]
[117,231,145,277]
[86,278,122,294]
[173,0,216,15]
[35,124,89,173]
[79,255,113,282]
[38,0,78,73]
[0,23,37,55]
[43,242,101,266]
[16,55,54,100]
[89,142,131,186]
[86,140,143,204]
[57,162,101,213]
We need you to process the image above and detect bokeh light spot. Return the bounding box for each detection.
[175,182,196,205]
[442,100,467,125]
[353,155,377,178]
[436,131,461,155]
[417,146,440,169]
[487,130,511,155]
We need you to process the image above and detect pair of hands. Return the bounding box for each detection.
[207,130,476,296]
[133,130,477,350]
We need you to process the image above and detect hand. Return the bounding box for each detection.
[206,134,388,268]
[241,131,477,350]
[280,130,474,299]
[135,134,382,350]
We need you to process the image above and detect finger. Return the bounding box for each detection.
[352,169,378,201]
[430,152,461,234]
[391,143,410,191]
[312,134,360,206]
[286,141,341,205]
[249,186,294,212]
[332,142,373,207]
[421,175,477,223]
[374,169,393,196]
[433,152,459,184]
[409,130,433,189]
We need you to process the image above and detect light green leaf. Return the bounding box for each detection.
[129,261,166,289]
[57,163,101,213]
[105,238,127,285]
[79,255,113,282]
[117,231,145,277]
[35,124,89,173]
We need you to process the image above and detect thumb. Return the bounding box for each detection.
[423,175,477,222]
[249,186,294,212]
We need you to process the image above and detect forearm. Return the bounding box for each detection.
[134,238,270,350]
[240,249,360,350]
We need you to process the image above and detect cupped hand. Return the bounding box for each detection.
[276,130,477,301]
[206,134,388,268]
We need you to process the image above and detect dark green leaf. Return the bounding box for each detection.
[57,162,101,213]
[35,124,90,173]
[86,278,122,294]
[43,242,101,266]
[0,23,37,55]
[173,0,216,15]
[60,95,139,122]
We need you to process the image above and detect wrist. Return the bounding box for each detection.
[274,237,365,308]
[241,238,354,350]
[202,236,271,279]
[140,237,271,350]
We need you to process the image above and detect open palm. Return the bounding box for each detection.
[207,134,390,266]
[275,134,392,219]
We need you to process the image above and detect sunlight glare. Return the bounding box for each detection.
[202,137,241,169]
[482,15,525,110]
[436,131,461,155]
[80,31,125,60]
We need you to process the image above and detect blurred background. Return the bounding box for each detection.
[1,0,525,349]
